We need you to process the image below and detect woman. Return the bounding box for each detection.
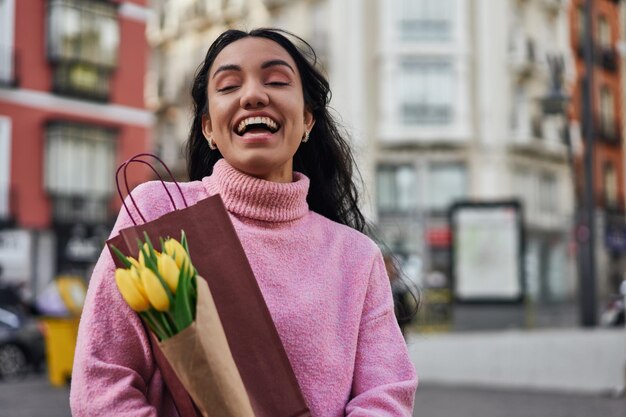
[71,28,417,416]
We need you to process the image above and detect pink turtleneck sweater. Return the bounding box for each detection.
[70,159,417,416]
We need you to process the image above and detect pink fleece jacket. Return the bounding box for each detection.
[70,159,417,416]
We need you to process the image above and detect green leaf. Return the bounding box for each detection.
[110,245,132,268]
[173,266,193,331]
[181,230,189,253]
[159,237,165,253]
[143,232,158,264]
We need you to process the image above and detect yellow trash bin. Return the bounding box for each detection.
[40,317,80,386]
[38,276,86,386]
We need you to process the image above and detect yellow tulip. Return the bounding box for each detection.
[127,256,141,269]
[115,268,150,312]
[129,266,148,299]
[141,267,170,312]
[138,243,160,266]
[163,239,192,274]
[157,253,180,294]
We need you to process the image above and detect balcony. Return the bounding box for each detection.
[0,46,19,88]
[509,36,537,77]
[598,47,618,72]
[583,115,622,146]
[51,61,113,102]
[0,186,17,228]
[597,120,621,145]
[50,194,111,224]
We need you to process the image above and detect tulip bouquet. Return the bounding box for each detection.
[111,231,197,341]
[109,229,256,417]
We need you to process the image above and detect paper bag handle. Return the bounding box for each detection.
[115,153,189,225]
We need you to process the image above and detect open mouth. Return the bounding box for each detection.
[235,116,280,136]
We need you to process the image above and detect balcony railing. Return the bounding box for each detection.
[582,115,622,146]
[0,46,19,87]
[596,46,618,72]
[597,120,621,145]
[51,61,113,102]
[0,186,18,227]
[50,194,111,224]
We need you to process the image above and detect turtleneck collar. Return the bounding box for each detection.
[202,159,310,223]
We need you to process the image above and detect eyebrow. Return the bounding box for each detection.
[212,59,295,79]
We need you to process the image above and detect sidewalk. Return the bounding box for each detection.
[414,384,626,417]
[1,375,625,417]
[408,327,626,394]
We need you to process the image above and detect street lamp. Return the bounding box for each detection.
[540,50,597,328]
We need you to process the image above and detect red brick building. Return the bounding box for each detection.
[0,0,153,300]
[569,0,626,296]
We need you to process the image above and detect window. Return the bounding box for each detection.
[0,117,10,220]
[577,6,586,40]
[511,84,530,140]
[538,172,557,214]
[399,59,454,125]
[600,86,615,137]
[377,165,417,213]
[427,163,466,211]
[598,15,610,48]
[396,0,453,42]
[603,161,617,207]
[0,0,15,85]
[45,122,116,198]
[513,167,535,214]
[47,0,119,100]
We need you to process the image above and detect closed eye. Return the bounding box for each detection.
[266,82,291,87]
[216,85,239,92]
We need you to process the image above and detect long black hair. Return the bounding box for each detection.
[186,28,367,233]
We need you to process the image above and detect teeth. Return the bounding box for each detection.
[236,116,278,134]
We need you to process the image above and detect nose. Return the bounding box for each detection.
[240,81,269,109]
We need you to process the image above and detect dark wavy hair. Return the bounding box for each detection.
[186,28,367,232]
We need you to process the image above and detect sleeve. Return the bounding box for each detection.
[345,250,418,416]
[70,184,162,417]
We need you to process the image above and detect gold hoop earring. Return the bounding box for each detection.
[208,136,217,150]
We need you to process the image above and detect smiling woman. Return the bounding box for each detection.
[200,37,313,183]
[70,28,417,417]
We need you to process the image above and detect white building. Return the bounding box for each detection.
[371,0,577,326]
[147,0,579,327]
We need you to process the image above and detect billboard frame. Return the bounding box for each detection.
[448,200,526,305]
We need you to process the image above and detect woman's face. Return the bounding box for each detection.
[202,37,315,183]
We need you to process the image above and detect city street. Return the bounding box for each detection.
[1,374,625,417]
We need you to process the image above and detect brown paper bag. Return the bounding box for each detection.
[158,278,254,417]
[107,154,311,417]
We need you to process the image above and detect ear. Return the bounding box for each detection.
[304,108,315,133]
[201,114,213,140]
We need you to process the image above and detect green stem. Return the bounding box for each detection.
[142,311,167,341]
[166,311,179,334]
[159,311,175,338]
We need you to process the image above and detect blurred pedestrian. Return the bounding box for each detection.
[71,28,417,416]
[384,254,415,337]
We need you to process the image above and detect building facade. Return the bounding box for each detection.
[0,0,153,301]
[147,0,625,328]
[569,0,625,302]
[373,0,578,327]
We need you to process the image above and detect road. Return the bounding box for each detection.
[1,375,625,417]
